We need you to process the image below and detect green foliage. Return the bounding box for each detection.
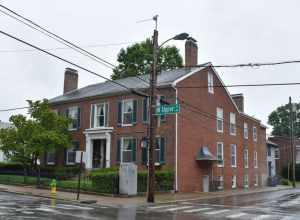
[268,103,300,137]
[281,164,300,181]
[0,100,72,174]
[111,39,183,80]
[137,170,174,192]
[281,179,291,186]
[89,167,119,177]
[91,172,119,194]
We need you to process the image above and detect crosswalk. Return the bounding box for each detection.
[145,202,294,219]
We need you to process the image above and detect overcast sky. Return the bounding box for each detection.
[0,0,300,134]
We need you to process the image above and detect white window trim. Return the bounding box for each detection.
[208,72,214,94]
[244,174,249,188]
[90,102,108,128]
[217,142,224,167]
[232,175,237,189]
[66,148,76,165]
[46,152,55,165]
[253,126,257,142]
[244,122,248,139]
[68,106,79,131]
[229,112,236,136]
[216,107,224,133]
[120,137,135,163]
[217,176,224,190]
[122,99,134,126]
[254,151,258,168]
[231,144,237,168]
[244,149,249,168]
[254,174,259,187]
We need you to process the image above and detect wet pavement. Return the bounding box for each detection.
[0,188,300,219]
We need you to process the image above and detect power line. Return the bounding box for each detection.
[176,82,300,89]
[0,41,140,53]
[0,5,150,86]
[0,107,29,112]
[0,29,148,98]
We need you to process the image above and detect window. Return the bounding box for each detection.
[244,122,248,139]
[118,137,137,163]
[267,147,272,157]
[216,108,223,133]
[217,176,224,190]
[244,149,249,168]
[254,174,259,186]
[67,106,80,130]
[253,126,257,142]
[232,175,237,189]
[123,100,134,125]
[274,149,280,159]
[254,151,258,168]
[217,142,224,167]
[158,95,166,121]
[46,152,55,165]
[231,144,237,167]
[244,174,249,188]
[66,142,79,165]
[208,72,214,94]
[229,113,236,135]
[91,103,108,128]
[141,137,166,165]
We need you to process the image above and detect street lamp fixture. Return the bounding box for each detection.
[159,32,189,49]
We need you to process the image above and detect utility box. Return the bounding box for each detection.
[119,163,137,196]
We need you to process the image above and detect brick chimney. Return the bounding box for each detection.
[231,94,244,112]
[63,68,78,94]
[185,37,198,67]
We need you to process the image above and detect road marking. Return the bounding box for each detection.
[56,204,94,210]
[204,209,230,215]
[252,215,272,220]
[166,206,194,211]
[148,204,177,209]
[227,213,247,218]
[183,207,212,213]
[281,217,293,220]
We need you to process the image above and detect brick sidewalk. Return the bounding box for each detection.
[0,184,291,208]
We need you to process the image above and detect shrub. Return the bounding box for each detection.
[53,166,80,180]
[137,170,174,192]
[91,172,119,194]
[281,164,300,181]
[89,167,119,177]
[281,179,291,186]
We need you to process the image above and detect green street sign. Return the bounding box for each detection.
[155,103,180,115]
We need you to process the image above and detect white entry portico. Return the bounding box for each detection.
[83,127,113,169]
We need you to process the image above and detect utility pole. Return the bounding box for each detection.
[289,96,296,188]
[147,15,158,203]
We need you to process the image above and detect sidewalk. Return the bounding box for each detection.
[0,184,291,208]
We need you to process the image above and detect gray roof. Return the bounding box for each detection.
[49,66,206,104]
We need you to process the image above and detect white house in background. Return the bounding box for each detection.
[266,140,280,177]
[0,121,13,162]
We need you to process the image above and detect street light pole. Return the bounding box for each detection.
[289,97,296,188]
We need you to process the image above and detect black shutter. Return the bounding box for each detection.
[143,98,148,122]
[132,100,137,124]
[142,143,148,165]
[132,138,137,162]
[160,137,166,164]
[117,101,122,126]
[91,104,95,128]
[105,102,109,127]
[117,138,121,163]
[77,107,81,129]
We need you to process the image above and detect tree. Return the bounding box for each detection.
[111,39,183,80]
[0,99,71,184]
[268,103,300,137]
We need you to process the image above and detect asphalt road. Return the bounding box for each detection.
[1,188,300,219]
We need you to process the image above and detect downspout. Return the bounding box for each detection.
[172,85,179,192]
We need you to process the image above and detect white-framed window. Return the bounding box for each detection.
[46,152,55,165]
[91,103,108,128]
[244,149,249,168]
[217,176,224,190]
[232,175,237,189]
[254,151,258,168]
[254,174,259,186]
[208,72,214,94]
[244,122,248,139]
[66,142,79,165]
[275,149,280,159]
[216,107,223,133]
[122,99,134,126]
[244,174,249,188]
[119,137,137,163]
[217,142,224,167]
[229,112,236,135]
[253,126,257,142]
[231,144,237,167]
[67,106,80,130]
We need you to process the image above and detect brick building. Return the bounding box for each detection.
[48,39,267,192]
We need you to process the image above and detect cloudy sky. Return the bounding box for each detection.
[0,0,299,133]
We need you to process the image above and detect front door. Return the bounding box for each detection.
[92,139,106,168]
[203,175,209,192]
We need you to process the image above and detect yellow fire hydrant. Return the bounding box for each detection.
[50,179,57,195]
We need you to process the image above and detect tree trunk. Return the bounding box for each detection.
[23,165,28,184]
